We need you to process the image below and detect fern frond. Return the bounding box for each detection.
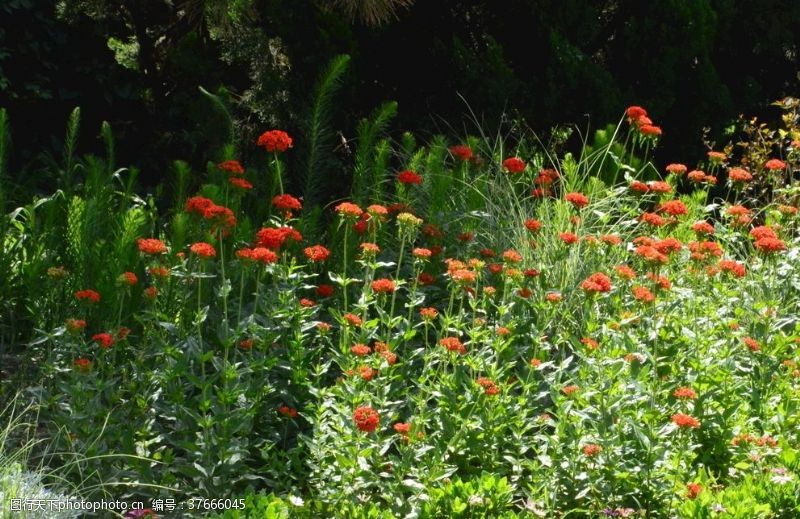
[64,107,81,176]
[198,86,234,148]
[352,101,397,203]
[301,54,350,208]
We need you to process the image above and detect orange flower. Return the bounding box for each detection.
[343,313,363,327]
[371,278,396,294]
[420,307,439,320]
[137,238,167,255]
[439,337,466,354]
[190,242,216,258]
[565,192,589,208]
[351,343,372,356]
[582,444,602,457]
[673,387,698,400]
[335,202,363,218]
[671,413,701,429]
[581,273,612,293]
[303,245,331,262]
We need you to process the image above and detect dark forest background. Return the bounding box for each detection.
[1,0,798,190]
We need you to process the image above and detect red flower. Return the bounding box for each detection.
[118,272,138,286]
[743,337,761,352]
[303,245,331,262]
[502,157,526,174]
[316,284,334,297]
[137,238,167,255]
[458,232,474,242]
[92,332,115,349]
[449,145,474,161]
[639,212,667,227]
[418,272,436,285]
[615,264,637,280]
[654,237,682,255]
[649,181,672,194]
[343,313,363,327]
[559,232,579,244]
[692,221,715,235]
[353,406,380,433]
[255,226,302,250]
[393,422,412,435]
[625,106,648,121]
[439,337,466,354]
[726,205,751,217]
[536,168,560,184]
[565,192,589,208]
[228,177,253,190]
[658,200,688,216]
[185,195,215,215]
[73,358,92,372]
[685,483,703,500]
[600,234,622,246]
[190,242,216,258]
[639,124,662,137]
[671,413,701,429]
[719,260,746,277]
[272,194,302,213]
[371,278,396,294]
[143,286,158,300]
[630,181,650,193]
[581,273,612,294]
[237,247,279,265]
[524,219,542,232]
[75,289,101,303]
[256,130,293,153]
[218,160,245,175]
[66,319,87,334]
[335,202,363,218]
[754,237,786,253]
[398,170,423,185]
[476,377,500,395]
[278,405,298,418]
[749,225,778,241]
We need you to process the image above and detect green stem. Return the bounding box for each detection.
[273,153,284,195]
